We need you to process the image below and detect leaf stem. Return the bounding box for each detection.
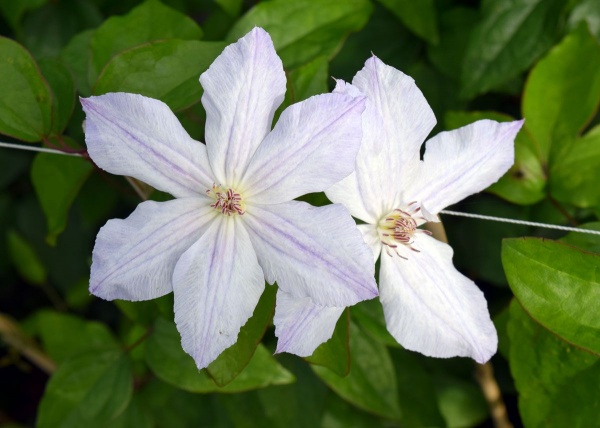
[0,313,56,374]
[124,327,154,353]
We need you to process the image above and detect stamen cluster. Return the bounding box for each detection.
[206,184,245,216]
[378,201,431,257]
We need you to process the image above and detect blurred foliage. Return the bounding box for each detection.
[0,0,599,427]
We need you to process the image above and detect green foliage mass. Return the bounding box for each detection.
[0,0,599,427]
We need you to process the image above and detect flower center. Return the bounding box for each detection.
[378,201,431,258]
[206,184,245,216]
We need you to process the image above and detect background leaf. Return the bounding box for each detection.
[31,152,93,245]
[37,349,133,428]
[522,24,600,164]
[461,0,567,99]
[0,37,52,141]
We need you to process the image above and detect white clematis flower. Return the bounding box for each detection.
[81,28,378,369]
[326,56,524,364]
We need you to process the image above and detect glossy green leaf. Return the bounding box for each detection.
[7,229,46,285]
[523,24,600,164]
[228,0,372,68]
[95,39,226,111]
[461,0,567,99]
[207,285,276,386]
[60,29,94,96]
[550,125,600,208]
[39,59,76,135]
[508,300,600,428]
[321,393,380,428]
[31,310,119,364]
[31,152,93,245]
[37,349,133,428]
[0,37,52,141]
[559,222,600,254]
[502,237,600,355]
[427,7,478,79]
[146,318,294,393]
[313,323,402,420]
[305,309,350,377]
[90,0,203,79]
[444,110,546,205]
[376,0,438,44]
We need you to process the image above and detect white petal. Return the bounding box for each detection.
[90,198,216,301]
[242,93,366,204]
[81,93,214,198]
[379,234,497,364]
[200,27,286,186]
[274,289,344,357]
[357,223,382,263]
[243,201,378,307]
[411,119,525,214]
[172,216,265,369]
[326,57,436,221]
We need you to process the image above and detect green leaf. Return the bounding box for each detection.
[7,229,47,285]
[287,56,329,103]
[207,285,276,386]
[568,0,600,41]
[60,29,94,96]
[376,0,439,44]
[19,0,102,59]
[0,37,52,141]
[550,125,600,208]
[37,349,133,428]
[146,318,294,393]
[427,7,478,79]
[94,40,226,111]
[461,0,567,99]
[227,0,372,68]
[523,24,600,164]
[502,237,600,355]
[31,152,93,245]
[507,300,600,428]
[391,349,446,427]
[305,309,350,377]
[31,310,119,364]
[0,0,46,31]
[351,299,398,348]
[559,222,600,253]
[444,110,546,205]
[433,374,488,428]
[313,323,402,420]
[39,59,76,135]
[321,393,380,428]
[90,0,203,79]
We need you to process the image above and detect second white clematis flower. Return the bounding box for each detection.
[81,28,378,369]
[326,57,524,364]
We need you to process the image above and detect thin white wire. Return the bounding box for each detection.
[0,141,82,157]
[2,141,600,236]
[441,210,600,236]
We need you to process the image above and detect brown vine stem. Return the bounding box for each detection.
[475,362,513,428]
[0,313,56,374]
[426,219,513,428]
